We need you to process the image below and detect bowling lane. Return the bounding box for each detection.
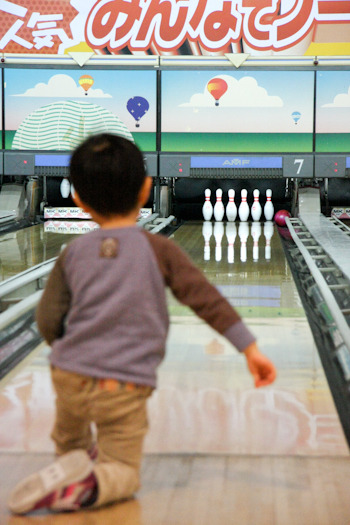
[0,223,87,380]
[0,220,348,459]
[0,223,80,283]
[144,221,349,455]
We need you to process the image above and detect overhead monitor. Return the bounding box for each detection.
[4,68,157,152]
[161,70,314,153]
[316,70,350,152]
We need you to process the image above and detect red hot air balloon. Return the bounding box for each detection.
[207,77,228,106]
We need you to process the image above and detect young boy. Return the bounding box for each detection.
[8,133,276,514]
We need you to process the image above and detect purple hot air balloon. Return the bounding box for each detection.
[126,96,149,127]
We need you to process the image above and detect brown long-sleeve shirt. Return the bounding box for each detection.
[37,226,255,387]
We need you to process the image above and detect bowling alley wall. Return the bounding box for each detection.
[0,0,349,218]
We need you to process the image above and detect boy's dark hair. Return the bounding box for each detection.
[69,133,146,216]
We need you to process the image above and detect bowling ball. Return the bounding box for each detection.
[274,209,291,227]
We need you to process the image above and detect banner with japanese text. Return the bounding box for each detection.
[0,0,350,57]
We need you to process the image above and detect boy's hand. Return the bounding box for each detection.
[243,342,276,388]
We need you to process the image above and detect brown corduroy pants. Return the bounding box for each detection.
[50,366,153,507]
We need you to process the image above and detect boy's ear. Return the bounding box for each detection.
[139,176,152,206]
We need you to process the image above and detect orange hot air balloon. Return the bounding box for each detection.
[207,77,228,106]
[79,75,94,95]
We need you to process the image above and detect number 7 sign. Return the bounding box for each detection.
[283,155,314,178]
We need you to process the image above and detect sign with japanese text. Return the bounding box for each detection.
[0,0,349,56]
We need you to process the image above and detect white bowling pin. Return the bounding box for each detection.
[214,221,224,262]
[226,222,237,263]
[214,188,225,222]
[264,189,274,221]
[238,222,249,262]
[226,189,237,222]
[251,222,261,262]
[202,221,213,262]
[238,189,249,222]
[264,221,274,260]
[60,178,71,198]
[202,188,213,221]
[251,189,262,221]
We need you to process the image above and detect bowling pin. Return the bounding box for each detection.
[202,189,213,221]
[60,178,71,199]
[264,221,274,260]
[214,221,224,262]
[264,189,274,221]
[214,188,225,222]
[226,189,237,222]
[239,222,249,262]
[251,189,262,221]
[226,222,237,264]
[238,189,249,222]
[251,222,261,262]
[202,221,213,262]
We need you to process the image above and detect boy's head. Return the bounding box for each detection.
[69,133,147,217]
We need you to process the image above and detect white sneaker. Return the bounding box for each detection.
[8,450,96,514]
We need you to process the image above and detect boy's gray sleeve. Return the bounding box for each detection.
[36,248,71,345]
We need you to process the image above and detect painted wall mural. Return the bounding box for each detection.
[4,69,157,151]
[316,70,350,152]
[161,70,315,152]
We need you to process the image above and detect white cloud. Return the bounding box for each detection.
[180,75,283,108]
[13,74,112,98]
[322,86,350,107]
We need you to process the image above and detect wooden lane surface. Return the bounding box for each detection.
[0,224,79,282]
[145,222,349,455]
[0,221,350,523]
[1,221,347,456]
[1,453,350,524]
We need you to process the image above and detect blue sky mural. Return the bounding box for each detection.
[5,69,157,133]
[161,70,315,133]
[316,71,350,134]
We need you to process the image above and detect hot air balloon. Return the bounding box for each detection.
[79,75,94,95]
[207,77,228,106]
[126,96,149,127]
[291,111,301,125]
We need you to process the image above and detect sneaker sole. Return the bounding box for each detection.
[8,450,93,514]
